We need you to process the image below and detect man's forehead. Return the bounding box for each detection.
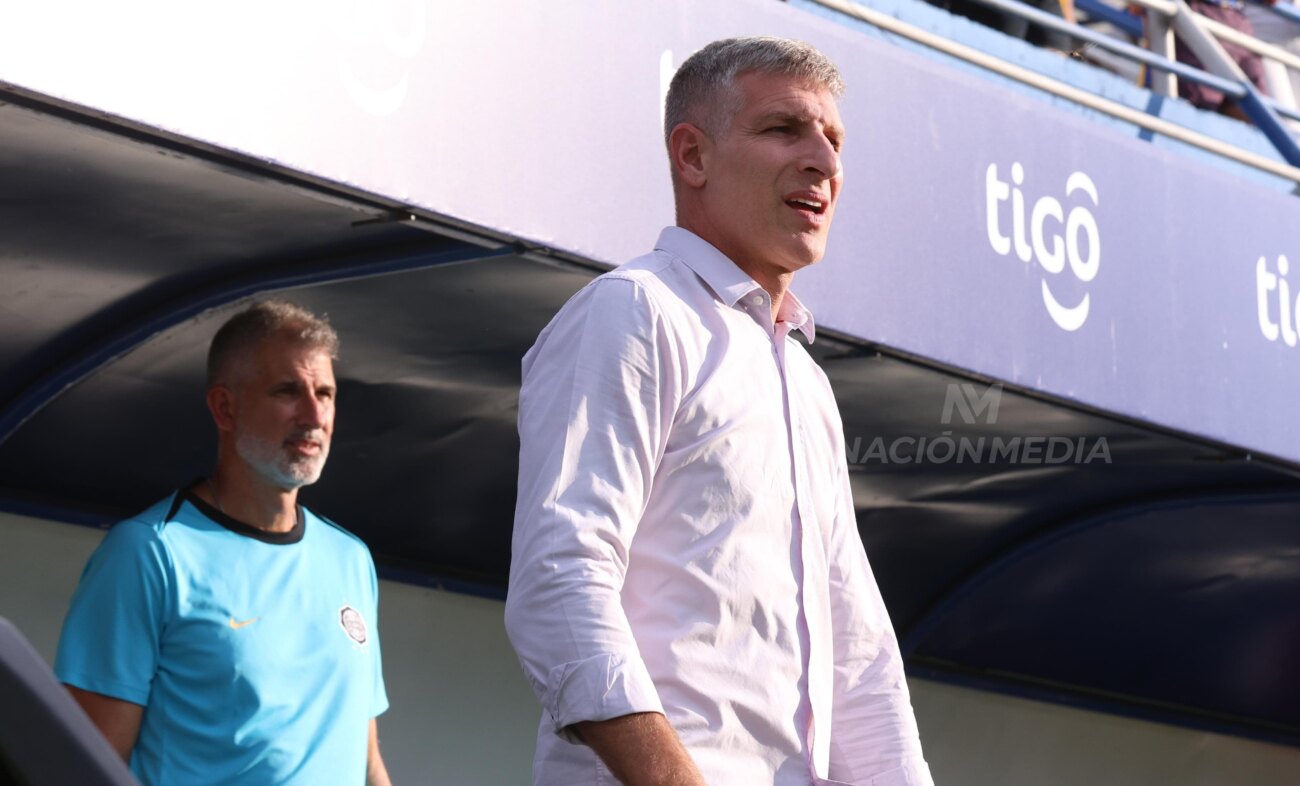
[735,72,842,119]
[251,337,334,375]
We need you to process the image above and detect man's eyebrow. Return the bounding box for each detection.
[755,109,813,125]
[754,109,844,137]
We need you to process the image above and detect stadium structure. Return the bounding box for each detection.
[1,0,1299,783]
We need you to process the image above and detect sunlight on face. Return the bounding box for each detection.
[698,70,845,283]
[230,334,336,491]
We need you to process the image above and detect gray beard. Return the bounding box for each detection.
[234,428,329,491]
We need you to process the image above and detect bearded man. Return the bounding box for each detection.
[54,300,392,786]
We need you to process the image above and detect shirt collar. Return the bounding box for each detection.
[654,226,817,343]
[776,289,816,343]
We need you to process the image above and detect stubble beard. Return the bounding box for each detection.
[235,427,329,491]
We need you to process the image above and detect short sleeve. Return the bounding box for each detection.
[366,555,389,718]
[53,519,172,706]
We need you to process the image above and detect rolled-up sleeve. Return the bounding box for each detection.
[505,275,679,735]
[825,464,933,786]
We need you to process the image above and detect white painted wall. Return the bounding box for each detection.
[4,511,1298,785]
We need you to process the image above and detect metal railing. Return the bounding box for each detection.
[955,0,1300,162]
[972,0,1258,104]
[1075,0,1300,94]
[809,0,1300,182]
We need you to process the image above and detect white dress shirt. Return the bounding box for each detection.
[505,227,932,786]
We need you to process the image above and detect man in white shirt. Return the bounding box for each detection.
[505,37,933,786]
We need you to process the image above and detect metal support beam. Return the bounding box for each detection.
[968,0,1300,121]
[962,0,1246,96]
[1074,0,1144,38]
[808,0,1300,182]
[1169,0,1300,165]
[1147,7,1179,96]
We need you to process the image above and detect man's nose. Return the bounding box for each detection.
[298,394,329,427]
[802,134,841,180]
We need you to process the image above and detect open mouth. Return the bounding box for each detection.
[785,196,827,216]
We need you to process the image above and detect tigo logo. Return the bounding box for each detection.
[985,163,1101,332]
[1256,254,1300,346]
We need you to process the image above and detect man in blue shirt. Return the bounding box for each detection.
[55,300,392,785]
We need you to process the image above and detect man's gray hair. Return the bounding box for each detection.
[663,36,845,145]
[207,299,339,387]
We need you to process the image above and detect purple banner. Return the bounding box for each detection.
[2,0,1297,462]
[796,41,1300,465]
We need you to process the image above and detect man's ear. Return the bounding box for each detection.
[206,385,237,433]
[668,122,710,189]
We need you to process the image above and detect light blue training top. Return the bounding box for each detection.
[55,486,388,786]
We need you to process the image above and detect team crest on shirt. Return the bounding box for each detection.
[338,605,369,645]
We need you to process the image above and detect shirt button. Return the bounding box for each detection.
[751,295,764,305]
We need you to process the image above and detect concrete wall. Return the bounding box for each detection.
[4,511,1298,785]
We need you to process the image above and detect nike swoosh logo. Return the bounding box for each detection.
[228,616,260,630]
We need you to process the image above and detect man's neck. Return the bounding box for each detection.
[675,220,794,323]
[202,462,299,533]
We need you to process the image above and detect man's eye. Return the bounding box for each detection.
[766,125,792,134]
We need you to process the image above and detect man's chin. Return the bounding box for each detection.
[774,235,827,271]
[286,466,325,489]
[797,235,829,264]
[265,460,325,492]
